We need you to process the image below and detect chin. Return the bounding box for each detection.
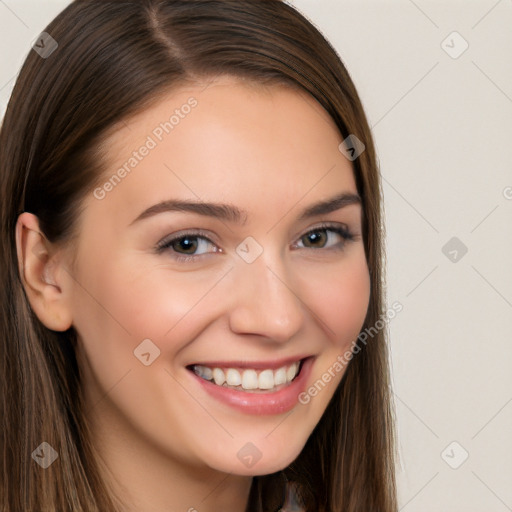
[203,437,307,477]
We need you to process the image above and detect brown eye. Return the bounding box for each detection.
[296,225,353,250]
[156,232,220,260]
[172,236,199,254]
[301,230,328,248]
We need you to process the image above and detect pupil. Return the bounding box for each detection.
[175,237,197,254]
[306,231,326,247]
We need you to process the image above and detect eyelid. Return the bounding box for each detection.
[298,221,352,238]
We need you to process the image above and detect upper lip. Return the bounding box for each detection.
[187,355,313,370]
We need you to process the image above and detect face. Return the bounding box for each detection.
[66,77,370,477]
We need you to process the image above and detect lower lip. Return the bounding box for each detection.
[187,357,315,415]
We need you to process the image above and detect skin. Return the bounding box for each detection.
[16,77,370,511]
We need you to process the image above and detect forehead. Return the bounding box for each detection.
[87,76,357,226]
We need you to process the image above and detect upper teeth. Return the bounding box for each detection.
[192,362,300,390]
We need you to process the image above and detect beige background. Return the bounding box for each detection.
[1,1,511,510]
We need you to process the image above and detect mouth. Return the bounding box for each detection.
[186,356,315,415]
[186,358,306,394]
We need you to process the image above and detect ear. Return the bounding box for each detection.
[15,212,73,331]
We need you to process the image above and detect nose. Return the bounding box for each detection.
[227,254,304,343]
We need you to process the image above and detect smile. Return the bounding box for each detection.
[186,356,315,415]
[190,360,302,393]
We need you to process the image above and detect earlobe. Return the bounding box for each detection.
[15,212,73,332]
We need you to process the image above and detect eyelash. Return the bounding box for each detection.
[155,222,356,263]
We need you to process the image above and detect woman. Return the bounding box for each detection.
[0,1,397,510]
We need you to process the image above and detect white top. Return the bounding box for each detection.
[277,481,305,511]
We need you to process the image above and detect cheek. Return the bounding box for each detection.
[301,253,371,345]
[72,252,217,342]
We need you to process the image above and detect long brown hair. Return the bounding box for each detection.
[0,1,397,510]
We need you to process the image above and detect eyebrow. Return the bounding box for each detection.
[129,192,361,226]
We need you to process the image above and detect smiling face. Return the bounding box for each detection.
[66,76,370,479]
